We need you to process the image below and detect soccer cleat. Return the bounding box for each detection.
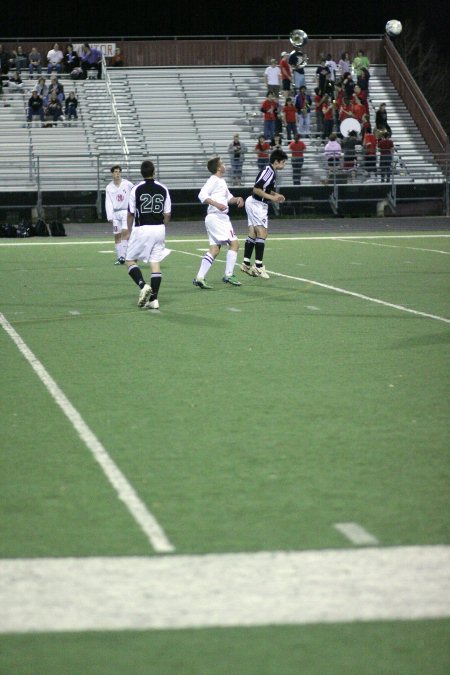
[252,265,270,279]
[144,298,160,310]
[137,283,151,307]
[193,277,213,289]
[118,256,126,265]
[114,258,122,265]
[223,275,242,286]
[240,262,256,276]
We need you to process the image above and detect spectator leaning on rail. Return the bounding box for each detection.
[81,43,103,79]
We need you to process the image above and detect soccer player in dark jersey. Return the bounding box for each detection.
[241,148,287,279]
[126,160,172,310]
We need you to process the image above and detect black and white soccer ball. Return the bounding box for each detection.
[385,19,402,36]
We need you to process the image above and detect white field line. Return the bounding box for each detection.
[0,313,174,554]
[334,523,379,545]
[335,238,450,254]
[0,546,449,633]
[1,234,450,247]
[172,249,450,324]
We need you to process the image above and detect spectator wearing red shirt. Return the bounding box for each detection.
[260,93,278,142]
[254,135,271,172]
[339,97,354,128]
[314,88,326,136]
[351,97,366,124]
[289,134,306,185]
[282,97,298,141]
[363,126,377,177]
[378,131,394,182]
[321,95,335,139]
[279,52,292,101]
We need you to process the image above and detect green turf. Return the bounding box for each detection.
[0,620,449,674]
[0,231,449,671]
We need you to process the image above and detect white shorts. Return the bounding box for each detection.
[204,213,237,245]
[245,196,269,229]
[112,210,128,235]
[126,225,167,263]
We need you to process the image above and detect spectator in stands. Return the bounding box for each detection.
[352,50,370,77]
[111,47,124,67]
[270,132,283,151]
[35,76,49,105]
[363,126,377,178]
[338,96,354,133]
[357,67,370,93]
[342,72,355,98]
[351,96,366,124]
[279,52,292,101]
[46,92,63,123]
[264,58,281,98]
[46,43,64,75]
[63,44,80,74]
[282,96,298,141]
[260,92,278,142]
[342,129,361,180]
[321,95,335,139]
[254,135,271,172]
[9,46,28,73]
[338,52,351,81]
[65,91,78,121]
[315,59,331,96]
[0,45,10,78]
[325,53,338,84]
[289,133,306,185]
[48,74,65,103]
[228,133,247,186]
[378,130,394,182]
[323,133,342,181]
[27,90,45,123]
[8,71,24,90]
[375,102,392,137]
[295,86,312,138]
[313,88,326,137]
[81,43,103,79]
[289,48,306,92]
[334,81,344,133]
[28,47,42,78]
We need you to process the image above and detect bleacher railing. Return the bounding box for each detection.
[1,151,448,216]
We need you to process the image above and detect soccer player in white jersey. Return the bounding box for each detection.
[105,165,134,264]
[193,156,244,289]
[241,148,287,279]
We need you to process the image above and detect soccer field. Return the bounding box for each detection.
[0,226,449,674]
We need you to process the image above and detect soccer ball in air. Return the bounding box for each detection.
[385,19,402,36]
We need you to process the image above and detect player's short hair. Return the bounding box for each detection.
[270,148,288,164]
[141,160,155,178]
[110,165,122,173]
[207,157,221,174]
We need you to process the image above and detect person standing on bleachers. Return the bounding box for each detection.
[260,92,278,143]
[228,134,247,186]
[279,52,292,102]
[46,43,64,75]
[378,131,394,183]
[28,47,42,78]
[264,58,281,98]
[105,165,134,264]
[80,43,103,79]
[254,135,271,172]
[289,133,306,185]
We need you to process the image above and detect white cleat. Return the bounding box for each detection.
[138,284,151,307]
[252,265,270,279]
[144,299,160,310]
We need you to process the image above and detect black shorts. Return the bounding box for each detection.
[282,79,291,91]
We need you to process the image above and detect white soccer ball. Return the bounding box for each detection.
[385,19,402,36]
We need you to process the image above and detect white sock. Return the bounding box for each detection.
[197,253,214,279]
[115,243,121,259]
[121,239,128,258]
[225,249,238,277]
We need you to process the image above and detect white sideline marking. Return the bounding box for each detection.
[334,522,379,545]
[0,546,448,633]
[0,313,174,554]
[335,238,450,255]
[268,270,450,324]
[1,234,449,247]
